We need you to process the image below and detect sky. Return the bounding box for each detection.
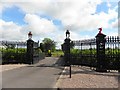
[0,0,119,49]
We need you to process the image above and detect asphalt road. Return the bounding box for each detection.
[2,57,64,89]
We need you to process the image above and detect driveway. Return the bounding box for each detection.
[2,57,64,89]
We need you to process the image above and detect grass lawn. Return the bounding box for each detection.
[51,50,64,57]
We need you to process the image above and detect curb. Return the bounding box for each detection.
[54,66,68,88]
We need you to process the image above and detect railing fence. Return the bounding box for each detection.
[63,35,120,71]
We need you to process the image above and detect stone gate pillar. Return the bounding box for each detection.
[27,32,34,64]
[64,38,71,66]
[96,28,107,72]
[64,30,72,78]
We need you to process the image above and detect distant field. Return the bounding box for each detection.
[51,50,64,57]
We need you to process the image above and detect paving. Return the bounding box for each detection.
[0,64,27,72]
[1,57,120,89]
[2,57,64,88]
[56,66,120,89]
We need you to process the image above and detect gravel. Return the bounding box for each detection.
[56,66,119,89]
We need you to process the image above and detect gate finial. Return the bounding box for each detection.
[98,27,102,34]
[66,30,70,38]
[28,31,32,39]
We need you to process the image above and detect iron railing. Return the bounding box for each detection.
[0,40,44,64]
[69,36,120,70]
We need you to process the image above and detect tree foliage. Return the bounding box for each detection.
[40,38,56,52]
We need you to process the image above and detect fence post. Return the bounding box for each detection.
[96,29,107,72]
[27,32,34,64]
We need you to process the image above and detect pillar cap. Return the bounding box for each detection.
[96,28,106,38]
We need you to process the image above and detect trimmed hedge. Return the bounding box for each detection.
[1,48,45,64]
[68,49,120,70]
[1,48,26,64]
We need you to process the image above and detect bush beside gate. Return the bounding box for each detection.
[1,48,27,64]
[0,41,45,64]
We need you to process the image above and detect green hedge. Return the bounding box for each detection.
[69,49,120,70]
[1,48,27,64]
[70,49,96,67]
[1,48,45,64]
[70,48,120,55]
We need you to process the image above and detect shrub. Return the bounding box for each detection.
[1,48,26,64]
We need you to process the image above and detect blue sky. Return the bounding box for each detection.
[0,0,119,48]
[2,6,26,25]
[2,6,63,27]
[96,2,109,14]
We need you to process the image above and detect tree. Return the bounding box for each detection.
[40,43,44,52]
[40,38,56,52]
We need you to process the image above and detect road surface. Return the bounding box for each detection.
[2,57,64,89]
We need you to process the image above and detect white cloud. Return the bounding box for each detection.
[0,19,26,41]
[112,19,118,28]
[13,0,117,31]
[112,16,120,29]
[0,13,57,41]
[1,0,118,31]
[0,1,15,15]
[106,32,118,36]
[23,14,57,36]
[1,0,118,48]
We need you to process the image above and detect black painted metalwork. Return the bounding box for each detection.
[1,41,27,64]
[63,30,71,78]
[63,31,120,72]
[96,33,107,72]
[71,38,97,67]
[27,39,34,64]
[105,36,120,71]
[1,37,43,64]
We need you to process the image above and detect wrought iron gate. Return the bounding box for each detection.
[62,30,120,72]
